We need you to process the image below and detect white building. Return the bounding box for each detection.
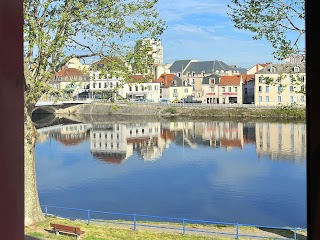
[89,72,161,102]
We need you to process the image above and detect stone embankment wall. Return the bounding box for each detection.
[55,102,305,120]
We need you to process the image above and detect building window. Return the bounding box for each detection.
[265,86,269,93]
[184,88,188,93]
[290,77,293,83]
[141,85,144,91]
[301,85,305,91]
[266,96,269,102]
[222,87,225,92]
[258,86,262,92]
[93,83,96,88]
[277,86,281,93]
[270,66,276,72]
[290,86,294,92]
[301,76,305,83]
[155,85,158,90]
[278,96,282,102]
[104,82,107,88]
[245,88,247,94]
[294,66,300,73]
[148,85,152,91]
[259,96,262,102]
[178,72,181,77]
[234,87,238,92]
[173,89,177,93]
[301,95,305,102]
[192,72,195,77]
[290,96,294,103]
[258,76,263,83]
[228,87,231,92]
[135,85,138,91]
[98,82,101,88]
[129,86,132,91]
[210,79,215,84]
[277,77,281,83]
[210,87,214,92]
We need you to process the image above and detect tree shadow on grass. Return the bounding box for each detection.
[258,227,307,240]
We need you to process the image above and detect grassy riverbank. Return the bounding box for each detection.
[25,216,307,240]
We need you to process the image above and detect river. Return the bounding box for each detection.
[34,114,306,228]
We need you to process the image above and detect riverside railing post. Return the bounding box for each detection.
[133,214,136,231]
[236,223,239,240]
[182,218,186,235]
[294,228,297,240]
[87,209,91,225]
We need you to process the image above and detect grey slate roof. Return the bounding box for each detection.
[184,60,233,74]
[169,60,193,73]
[202,74,220,84]
[231,67,247,74]
[257,63,306,74]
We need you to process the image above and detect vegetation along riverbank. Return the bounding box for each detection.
[55,102,306,120]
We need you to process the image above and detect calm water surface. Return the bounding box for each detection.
[35,116,306,228]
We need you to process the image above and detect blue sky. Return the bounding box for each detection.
[155,0,284,69]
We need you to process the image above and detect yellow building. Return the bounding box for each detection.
[255,63,306,106]
[255,122,306,161]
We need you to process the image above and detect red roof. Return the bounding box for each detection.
[55,68,86,77]
[240,74,255,83]
[221,139,243,149]
[219,75,242,86]
[155,73,176,87]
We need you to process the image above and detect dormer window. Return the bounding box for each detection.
[172,80,176,86]
[270,66,277,72]
[183,80,187,86]
[294,66,300,73]
[178,72,181,77]
[210,79,215,84]
[192,72,195,77]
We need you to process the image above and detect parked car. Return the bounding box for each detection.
[160,99,170,105]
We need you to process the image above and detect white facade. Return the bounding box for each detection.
[89,71,160,101]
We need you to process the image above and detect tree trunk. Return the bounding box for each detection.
[24,105,45,226]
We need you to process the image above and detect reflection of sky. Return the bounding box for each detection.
[35,122,306,228]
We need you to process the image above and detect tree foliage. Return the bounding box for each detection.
[23,0,166,226]
[227,0,305,60]
[24,0,166,111]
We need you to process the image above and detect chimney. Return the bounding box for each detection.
[163,73,167,86]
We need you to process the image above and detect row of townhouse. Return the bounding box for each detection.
[50,56,306,106]
[168,60,306,106]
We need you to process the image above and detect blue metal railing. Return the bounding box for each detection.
[42,205,307,239]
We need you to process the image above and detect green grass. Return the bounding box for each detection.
[25,216,307,240]
[25,216,229,240]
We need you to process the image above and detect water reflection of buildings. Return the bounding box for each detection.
[202,122,245,150]
[37,124,91,145]
[90,122,168,163]
[255,122,306,161]
[37,120,306,163]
